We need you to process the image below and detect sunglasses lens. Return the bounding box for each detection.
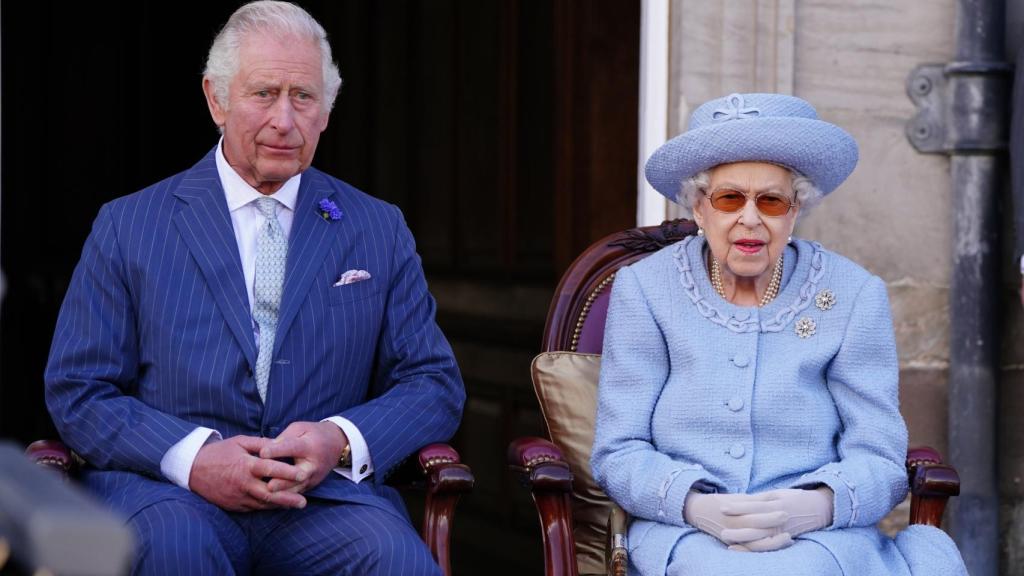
[708,190,794,216]
[709,190,747,213]
[755,193,791,216]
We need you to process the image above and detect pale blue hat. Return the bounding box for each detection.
[645,93,859,202]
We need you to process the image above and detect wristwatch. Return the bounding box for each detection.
[337,444,352,468]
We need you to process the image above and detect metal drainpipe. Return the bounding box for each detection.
[906,1,1009,575]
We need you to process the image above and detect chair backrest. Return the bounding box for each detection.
[533,218,696,574]
[544,218,698,353]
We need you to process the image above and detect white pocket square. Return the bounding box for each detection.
[333,269,372,287]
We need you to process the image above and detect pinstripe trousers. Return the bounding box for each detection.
[128,492,440,576]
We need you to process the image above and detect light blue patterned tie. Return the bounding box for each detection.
[253,197,287,402]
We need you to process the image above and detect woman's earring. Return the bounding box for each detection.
[787,235,792,243]
[698,228,705,236]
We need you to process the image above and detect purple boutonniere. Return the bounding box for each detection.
[318,198,343,221]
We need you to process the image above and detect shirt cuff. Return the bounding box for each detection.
[1019,255,1024,275]
[323,416,374,483]
[159,427,221,490]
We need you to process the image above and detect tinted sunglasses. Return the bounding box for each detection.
[704,189,797,217]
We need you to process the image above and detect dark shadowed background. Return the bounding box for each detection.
[0,1,639,572]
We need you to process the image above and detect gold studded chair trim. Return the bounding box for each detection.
[571,273,616,352]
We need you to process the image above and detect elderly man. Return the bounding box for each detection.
[43,2,464,574]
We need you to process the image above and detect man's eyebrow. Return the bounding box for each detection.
[242,78,319,94]
[241,77,278,89]
[239,77,319,93]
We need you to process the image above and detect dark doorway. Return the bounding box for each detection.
[1,1,639,573]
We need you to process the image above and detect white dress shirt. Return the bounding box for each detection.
[159,140,374,489]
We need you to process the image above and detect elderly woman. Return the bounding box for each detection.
[590,93,967,575]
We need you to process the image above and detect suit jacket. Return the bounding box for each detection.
[44,148,465,519]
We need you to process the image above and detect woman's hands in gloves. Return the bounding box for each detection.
[683,491,790,547]
[725,487,834,552]
[683,487,834,552]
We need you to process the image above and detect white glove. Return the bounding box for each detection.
[723,487,834,552]
[728,532,793,552]
[683,491,789,546]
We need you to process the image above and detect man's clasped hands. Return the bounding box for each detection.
[188,421,348,512]
[684,487,835,552]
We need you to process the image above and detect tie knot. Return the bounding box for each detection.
[256,197,279,219]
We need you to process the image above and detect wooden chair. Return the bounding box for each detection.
[507,218,961,576]
[27,439,472,576]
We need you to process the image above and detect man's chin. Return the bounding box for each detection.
[255,162,306,183]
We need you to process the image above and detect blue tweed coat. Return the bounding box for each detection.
[591,236,966,575]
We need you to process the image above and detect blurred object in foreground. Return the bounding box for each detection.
[0,441,133,575]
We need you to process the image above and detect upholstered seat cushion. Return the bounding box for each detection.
[532,351,615,576]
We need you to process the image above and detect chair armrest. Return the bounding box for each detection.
[507,436,573,490]
[415,443,474,576]
[25,439,80,478]
[507,436,578,576]
[906,446,960,527]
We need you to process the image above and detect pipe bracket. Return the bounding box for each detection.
[905,62,1011,154]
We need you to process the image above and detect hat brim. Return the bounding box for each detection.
[645,117,858,202]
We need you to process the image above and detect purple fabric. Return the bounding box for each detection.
[576,289,612,354]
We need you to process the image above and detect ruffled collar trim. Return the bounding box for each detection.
[673,236,827,333]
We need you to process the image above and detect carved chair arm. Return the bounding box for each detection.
[413,443,474,576]
[906,446,960,527]
[508,436,573,489]
[507,436,578,576]
[25,439,80,478]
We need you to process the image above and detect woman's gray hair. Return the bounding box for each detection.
[204,1,343,113]
[678,167,823,216]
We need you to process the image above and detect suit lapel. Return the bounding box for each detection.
[275,168,344,354]
[171,150,258,369]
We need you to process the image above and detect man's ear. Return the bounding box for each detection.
[202,77,227,128]
[317,108,330,134]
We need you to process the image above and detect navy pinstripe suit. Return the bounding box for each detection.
[45,148,465,574]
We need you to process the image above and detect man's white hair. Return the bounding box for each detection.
[204,1,343,113]
[678,167,823,217]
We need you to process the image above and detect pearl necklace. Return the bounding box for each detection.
[710,253,784,307]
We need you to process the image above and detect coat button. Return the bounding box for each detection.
[728,443,745,458]
[727,397,744,411]
[732,354,750,367]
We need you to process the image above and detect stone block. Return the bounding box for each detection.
[899,368,949,458]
